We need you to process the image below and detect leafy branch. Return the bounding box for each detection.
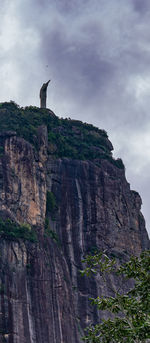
[81,250,150,343]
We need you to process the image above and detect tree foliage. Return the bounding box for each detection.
[0,101,124,168]
[81,250,150,343]
[0,218,37,242]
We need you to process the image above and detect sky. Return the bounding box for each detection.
[1,0,150,236]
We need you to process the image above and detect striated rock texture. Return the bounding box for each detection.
[0,104,149,343]
[0,239,79,343]
[46,157,149,332]
[0,130,46,228]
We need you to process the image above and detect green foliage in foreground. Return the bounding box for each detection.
[81,250,150,343]
[0,218,37,242]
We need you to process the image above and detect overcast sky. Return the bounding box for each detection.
[1,0,150,236]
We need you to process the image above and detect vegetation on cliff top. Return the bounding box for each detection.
[0,101,124,168]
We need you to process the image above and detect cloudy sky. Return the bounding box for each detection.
[1,0,150,236]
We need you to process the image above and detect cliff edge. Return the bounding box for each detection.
[0,102,149,343]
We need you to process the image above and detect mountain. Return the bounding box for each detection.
[0,101,149,343]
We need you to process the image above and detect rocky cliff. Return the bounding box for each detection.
[0,102,149,343]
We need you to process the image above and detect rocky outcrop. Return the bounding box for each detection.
[0,123,149,342]
[46,157,149,332]
[0,130,46,228]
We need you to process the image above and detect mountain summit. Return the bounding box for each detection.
[0,102,149,342]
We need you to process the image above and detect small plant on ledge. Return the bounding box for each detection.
[0,218,37,243]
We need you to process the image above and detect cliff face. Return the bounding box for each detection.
[0,131,80,343]
[46,157,149,331]
[0,105,149,343]
[0,130,46,227]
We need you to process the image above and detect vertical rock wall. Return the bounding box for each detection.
[0,131,149,342]
[0,131,46,228]
[0,239,79,343]
[46,157,149,331]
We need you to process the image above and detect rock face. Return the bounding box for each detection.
[0,121,149,342]
[0,131,46,228]
[46,157,149,331]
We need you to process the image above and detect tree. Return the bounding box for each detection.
[81,250,150,343]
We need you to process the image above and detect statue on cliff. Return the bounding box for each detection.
[39,80,50,108]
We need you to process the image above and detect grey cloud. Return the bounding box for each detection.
[40,28,116,99]
[133,0,150,13]
[1,0,150,234]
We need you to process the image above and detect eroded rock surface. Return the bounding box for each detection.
[0,131,46,227]
[46,157,149,331]
[0,127,149,343]
[0,239,79,343]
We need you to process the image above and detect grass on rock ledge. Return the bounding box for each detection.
[0,218,37,242]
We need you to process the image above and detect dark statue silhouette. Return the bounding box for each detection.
[40,80,50,108]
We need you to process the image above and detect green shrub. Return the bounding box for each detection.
[44,217,60,244]
[0,101,124,168]
[114,158,125,169]
[0,146,4,158]
[0,218,37,242]
[46,191,57,219]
